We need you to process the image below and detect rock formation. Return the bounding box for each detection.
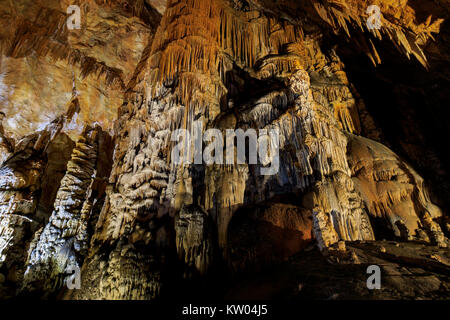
[0,0,449,299]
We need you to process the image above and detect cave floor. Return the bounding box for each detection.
[224,241,450,300]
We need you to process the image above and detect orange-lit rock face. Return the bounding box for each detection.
[0,0,444,141]
[0,0,449,300]
[0,0,159,140]
[148,0,167,14]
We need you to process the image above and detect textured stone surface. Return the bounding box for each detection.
[21,125,112,296]
[0,0,161,140]
[224,241,450,300]
[228,203,313,272]
[175,204,215,277]
[0,111,74,296]
[347,134,446,244]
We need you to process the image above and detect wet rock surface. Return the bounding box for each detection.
[225,241,450,300]
[0,0,449,300]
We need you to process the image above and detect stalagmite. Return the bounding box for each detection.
[0,0,447,300]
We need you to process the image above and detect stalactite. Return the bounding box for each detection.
[175,205,215,276]
[0,4,127,90]
[21,125,106,295]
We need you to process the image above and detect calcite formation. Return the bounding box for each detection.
[0,0,161,140]
[21,124,113,295]
[347,134,446,246]
[0,0,449,299]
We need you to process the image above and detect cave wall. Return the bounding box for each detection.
[0,0,448,299]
